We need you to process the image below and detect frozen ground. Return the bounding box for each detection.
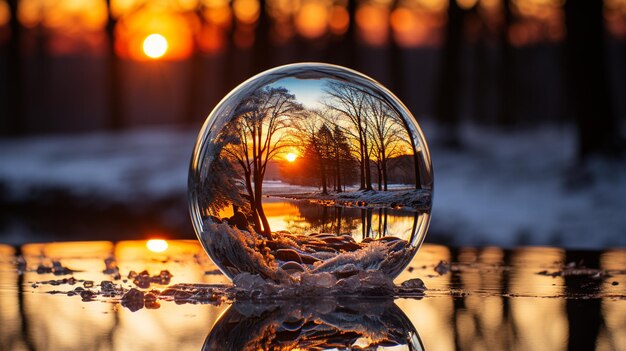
[429,124,626,248]
[0,127,194,202]
[0,124,625,248]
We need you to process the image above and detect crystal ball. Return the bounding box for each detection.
[204,300,424,350]
[189,63,433,282]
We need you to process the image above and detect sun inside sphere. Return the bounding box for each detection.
[286,153,297,162]
[189,63,433,283]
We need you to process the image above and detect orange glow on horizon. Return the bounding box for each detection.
[5,0,584,58]
[115,9,194,61]
[16,0,108,55]
[18,0,108,30]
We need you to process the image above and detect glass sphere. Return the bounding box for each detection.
[189,63,433,283]
[203,300,424,350]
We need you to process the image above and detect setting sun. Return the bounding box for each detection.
[286,152,298,162]
[146,239,168,253]
[143,34,168,59]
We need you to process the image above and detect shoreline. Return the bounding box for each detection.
[266,188,432,211]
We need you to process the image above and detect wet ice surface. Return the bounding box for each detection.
[2,241,626,351]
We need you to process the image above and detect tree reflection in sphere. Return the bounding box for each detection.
[189,63,433,282]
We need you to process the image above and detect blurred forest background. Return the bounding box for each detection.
[0,0,625,247]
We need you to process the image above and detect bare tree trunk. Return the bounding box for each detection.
[377,208,383,238]
[336,207,343,234]
[565,0,622,159]
[335,152,342,192]
[413,149,421,189]
[376,161,382,191]
[389,0,406,103]
[365,208,373,236]
[363,137,373,190]
[320,162,328,194]
[185,36,202,125]
[253,0,270,74]
[358,141,366,189]
[565,251,603,351]
[472,34,489,123]
[106,0,123,130]
[408,212,419,244]
[497,0,514,126]
[321,206,329,232]
[244,171,262,233]
[398,118,422,189]
[382,153,389,191]
[253,169,271,237]
[436,0,465,147]
[361,208,367,239]
[346,0,358,68]
[5,0,24,135]
[382,208,388,236]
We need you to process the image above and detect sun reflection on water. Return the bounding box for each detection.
[146,239,169,253]
[1,242,626,350]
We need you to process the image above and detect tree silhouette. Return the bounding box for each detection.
[5,0,24,135]
[391,112,423,190]
[435,0,467,148]
[286,116,357,192]
[223,86,303,237]
[498,0,515,127]
[315,124,334,194]
[291,109,332,194]
[323,81,374,190]
[198,136,248,219]
[105,0,124,130]
[367,98,406,191]
[565,0,622,159]
[330,125,358,192]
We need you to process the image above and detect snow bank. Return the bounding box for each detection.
[0,128,195,202]
[427,123,626,248]
[276,188,432,210]
[1,124,625,248]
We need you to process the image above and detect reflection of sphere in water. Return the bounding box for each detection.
[189,63,433,283]
[203,299,425,351]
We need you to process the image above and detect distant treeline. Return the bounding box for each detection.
[280,153,416,191]
[2,0,624,160]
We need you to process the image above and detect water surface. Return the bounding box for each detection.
[0,241,625,350]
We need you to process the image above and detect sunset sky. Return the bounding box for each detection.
[3,0,623,59]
